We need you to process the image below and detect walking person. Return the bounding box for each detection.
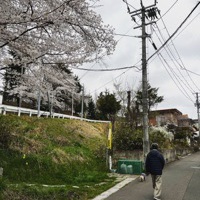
[145,143,165,200]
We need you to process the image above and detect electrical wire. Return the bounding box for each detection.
[79,1,142,93]
[148,1,200,61]
[147,8,200,103]
[158,53,194,103]
[82,1,200,97]
[113,33,139,38]
[156,0,179,20]
[184,69,200,77]
[90,60,141,94]
[149,28,196,103]
[122,0,142,25]
[122,0,137,12]
[152,23,196,94]
[173,11,200,40]
[90,71,127,94]
[78,1,142,88]
[71,65,140,71]
[88,1,182,94]
[78,26,135,80]
[159,17,200,92]
[150,6,200,96]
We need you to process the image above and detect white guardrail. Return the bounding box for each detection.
[0,104,110,123]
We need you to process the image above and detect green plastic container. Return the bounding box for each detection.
[120,163,127,174]
[127,165,133,174]
[117,160,143,175]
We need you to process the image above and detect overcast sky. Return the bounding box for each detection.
[1,0,199,119]
[73,0,200,119]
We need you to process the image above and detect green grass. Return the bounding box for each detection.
[2,177,117,200]
[0,115,115,199]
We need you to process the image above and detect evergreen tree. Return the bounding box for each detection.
[135,83,164,112]
[87,98,96,119]
[96,91,121,126]
[74,100,87,117]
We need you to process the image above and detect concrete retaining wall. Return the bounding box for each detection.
[112,148,191,166]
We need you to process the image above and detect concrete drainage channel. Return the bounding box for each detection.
[92,174,137,200]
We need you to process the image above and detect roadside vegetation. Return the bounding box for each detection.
[0,84,195,199]
[0,115,117,200]
[113,121,194,152]
[0,1,197,199]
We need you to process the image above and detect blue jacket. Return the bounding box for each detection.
[145,149,165,175]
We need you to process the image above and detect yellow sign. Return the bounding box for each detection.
[107,123,112,149]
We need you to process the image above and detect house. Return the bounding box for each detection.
[149,108,183,126]
[149,108,197,147]
[178,114,193,127]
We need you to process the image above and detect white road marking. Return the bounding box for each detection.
[191,166,200,169]
[92,177,136,200]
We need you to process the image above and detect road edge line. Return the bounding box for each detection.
[92,177,136,200]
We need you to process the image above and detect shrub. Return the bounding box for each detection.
[113,122,143,150]
[149,126,174,149]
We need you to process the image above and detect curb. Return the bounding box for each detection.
[92,177,137,200]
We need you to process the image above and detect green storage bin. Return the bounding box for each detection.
[119,163,127,174]
[127,165,133,174]
[117,160,143,175]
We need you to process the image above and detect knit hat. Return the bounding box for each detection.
[151,143,158,149]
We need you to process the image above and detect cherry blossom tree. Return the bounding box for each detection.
[0,0,115,66]
[0,0,116,109]
[8,62,82,110]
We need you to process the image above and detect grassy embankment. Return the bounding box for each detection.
[0,115,116,200]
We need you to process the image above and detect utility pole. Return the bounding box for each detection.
[37,88,41,117]
[141,4,149,160]
[47,90,54,117]
[72,90,74,116]
[81,85,84,119]
[19,64,24,108]
[195,92,200,141]
[127,0,158,161]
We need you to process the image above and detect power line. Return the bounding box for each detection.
[149,26,195,101]
[78,26,135,80]
[113,33,139,38]
[152,23,196,94]
[158,53,194,103]
[71,65,140,71]
[90,60,141,94]
[122,0,137,12]
[184,69,200,76]
[152,9,200,93]
[160,17,200,92]
[173,11,200,40]
[90,71,127,94]
[149,9,200,91]
[148,2,200,61]
[81,1,200,102]
[78,0,146,90]
[156,0,179,20]
[146,3,200,104]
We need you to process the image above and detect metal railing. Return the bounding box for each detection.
[0,104,110,123]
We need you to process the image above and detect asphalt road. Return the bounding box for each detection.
[105,151,200,200]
